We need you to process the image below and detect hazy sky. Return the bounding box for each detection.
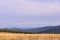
[0,0,60,28]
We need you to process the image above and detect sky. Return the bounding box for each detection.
[0,0,60,29]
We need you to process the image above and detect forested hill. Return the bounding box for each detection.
[0,25,60,34]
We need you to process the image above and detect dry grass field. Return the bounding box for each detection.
[0,32,60,40]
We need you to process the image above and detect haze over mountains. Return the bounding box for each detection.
[0,25,60,34]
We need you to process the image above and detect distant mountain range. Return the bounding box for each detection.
[0,25,60,34]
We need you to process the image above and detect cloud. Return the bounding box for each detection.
[0,0,60,15]
[16,0,60,15]
[0,0,60,28]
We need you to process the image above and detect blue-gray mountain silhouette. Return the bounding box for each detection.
[0,25,60,33]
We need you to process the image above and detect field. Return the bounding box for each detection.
[0,32,60,40]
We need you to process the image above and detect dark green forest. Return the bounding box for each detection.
[0,29,34,34]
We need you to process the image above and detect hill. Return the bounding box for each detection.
[0,25,60,34]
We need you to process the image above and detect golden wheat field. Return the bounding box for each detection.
[0,32,60,40]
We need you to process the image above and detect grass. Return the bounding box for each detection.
[0,32,60,40]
